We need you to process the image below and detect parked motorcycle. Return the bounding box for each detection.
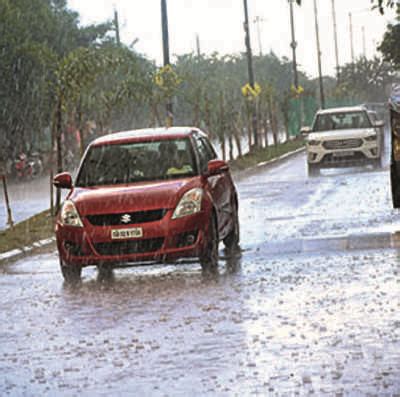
[11,152,43,180]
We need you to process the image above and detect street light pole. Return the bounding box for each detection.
[362,26,366,57]
[243,0,258,148]
[349,12,355,63]
[288,0,299,90]
[114,8,121,46]
[253,16,264,57]
[331,0,340,79]
[313,0,325,109]
[161,0,173,126]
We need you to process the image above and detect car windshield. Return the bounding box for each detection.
[313,111,372,132]
[76,138,197,187]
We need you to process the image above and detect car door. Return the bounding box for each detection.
[193,133,233,237]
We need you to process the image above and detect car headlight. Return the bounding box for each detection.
[60,200,83,227]
[365,134,377,141]
[172,188,203,219]
[307,140,320,146]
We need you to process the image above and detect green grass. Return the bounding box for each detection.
[0,209,54,254]
[229,137,304,172]
[0,138,304,255]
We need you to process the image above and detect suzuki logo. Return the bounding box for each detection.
[121,214,131,224]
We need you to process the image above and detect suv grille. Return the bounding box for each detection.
[323,138,362,150]
[86,209,166,226]
[94,238,164,256]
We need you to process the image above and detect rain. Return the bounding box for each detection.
[1,0,400,395]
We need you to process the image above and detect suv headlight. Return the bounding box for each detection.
[60,200,83,227]
[307,140,320,146]
[172,188,203,219]
[365,134,377,141]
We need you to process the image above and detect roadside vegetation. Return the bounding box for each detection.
[1,0,399,170]
[0,210,53,254]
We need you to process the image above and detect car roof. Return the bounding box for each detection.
[91,127,205,146]
[316,105,367,115]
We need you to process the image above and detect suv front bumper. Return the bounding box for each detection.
[307,138,380,166]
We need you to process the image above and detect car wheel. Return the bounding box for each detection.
[372,157,382,169]
[200,214,219,272]
[97,264,114,282]
[60,259,82,284]
[307,163,320,177]
[223,202,240,252]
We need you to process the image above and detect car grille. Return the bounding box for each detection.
[322,138,363,150]
[321,152,367,164]
[86,209,166,226]
[94,238,164,256]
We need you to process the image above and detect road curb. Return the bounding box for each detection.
[0,237,56,265]
[232,145,305,180]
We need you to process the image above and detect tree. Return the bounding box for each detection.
[336,57,394,102]
[0,0,113,160]
[378,5,400,69]
[296,0,396,14]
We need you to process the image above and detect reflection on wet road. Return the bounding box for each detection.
[1,145,400,395]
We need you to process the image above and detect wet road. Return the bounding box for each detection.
[1,145,400,395]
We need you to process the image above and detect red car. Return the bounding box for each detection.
[54,127,240,283]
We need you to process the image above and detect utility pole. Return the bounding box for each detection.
[288,0,299,90]
[161,0,173,126]
[196,34,201,57]
[362,26,366,57]
[313,0,325,109]
[331,0,340,79]
[253,16,264,57]
[349,12,355,63]
[114,8,121,45]
[243,0,258,148]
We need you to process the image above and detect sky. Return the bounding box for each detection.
[67,0,397,78]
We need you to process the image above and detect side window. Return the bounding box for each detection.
[201,137,217,160]
[194,135,215,172]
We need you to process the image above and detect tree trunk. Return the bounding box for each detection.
[267,94,277,146]
[219,92,226,161]
[55,98,63,212]
[233,121,243,159]
[228,134,234,161]
[246,102,252,150]
[263,106,269,148]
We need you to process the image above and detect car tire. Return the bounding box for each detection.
[223,202,240,252]
[307,163,320,177]
[200,213,219,272]
[60,259,82,284]
[97,264,114,282]
[372,157,382,169]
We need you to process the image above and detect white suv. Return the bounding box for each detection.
[302,106,384,175]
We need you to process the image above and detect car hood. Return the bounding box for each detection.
[307,128,376,141]
[69,177,201,216]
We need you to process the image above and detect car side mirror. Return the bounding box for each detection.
[207,159,229,176]
[300,126,311,136]
[53,172,73,189]
[375,120,384,128]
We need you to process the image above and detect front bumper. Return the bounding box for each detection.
[56,210,210,267]
[307,138,380,166]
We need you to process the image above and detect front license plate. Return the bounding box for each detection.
[333,151,354,157]
[111,228,143,240]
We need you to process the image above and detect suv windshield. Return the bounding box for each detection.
[76,138,197,187]
[314,111,372,132]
